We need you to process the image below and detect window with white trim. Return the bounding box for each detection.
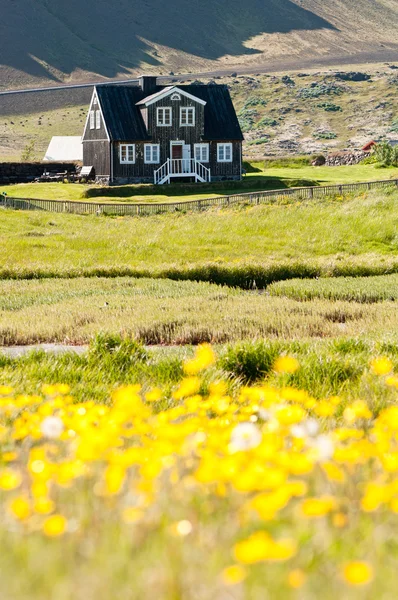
[120,144,135,164]
[89,110,95,129]
[157,107,172,126]
[180,107,195,126]
[96,110,101,129]
[217,143,233,162]
[194,143,209,162]
[144,144,160,164]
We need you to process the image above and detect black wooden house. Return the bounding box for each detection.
[82,76,243,185]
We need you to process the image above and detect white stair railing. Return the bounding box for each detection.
[155,159,211,184]
[154,159,170,184]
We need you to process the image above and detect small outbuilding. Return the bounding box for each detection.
[362,140,377,153]
[44,136,83,162]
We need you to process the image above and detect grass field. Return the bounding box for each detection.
[2,182,398,598]
[2,276,398,346]
[1,187,398,286]
[1,164,397,204]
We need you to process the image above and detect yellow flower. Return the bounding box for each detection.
[274,356,300,374]
[300,496,336,518]
[145,388,162,402]
[342,561,373,586]
[287,569,306,589]
[173,377,201,400]
[221,565,247,586]
[184,344,216,375]
[34,497,55,515]
[386,375,398,389]
[43,514,67,537]
[0,385,14,396]
[234,531,296,564]
[370,357,393,376]
[0,469,22,491]
[343,400,372,424]
[9,497,31,521]
[104,464,126,495]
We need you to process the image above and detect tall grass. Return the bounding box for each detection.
[269,274,398,302]
[1,277,398,346]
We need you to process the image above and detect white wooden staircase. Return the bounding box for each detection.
[154,159,211,185]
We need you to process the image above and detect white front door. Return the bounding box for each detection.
[182,145,191,173]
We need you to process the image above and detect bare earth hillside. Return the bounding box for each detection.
[0,0,397,90]
[1,67,397,161]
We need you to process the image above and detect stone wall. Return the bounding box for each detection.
[326,152,366,166]
[0,162,79,184]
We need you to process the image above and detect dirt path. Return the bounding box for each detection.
[0,345,88,358]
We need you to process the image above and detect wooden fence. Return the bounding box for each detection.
[1,178,398,217]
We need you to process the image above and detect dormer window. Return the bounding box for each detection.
[180,107,195,127]
[96,111,101,129]
[89,110,95,129]
[157,107,172,126]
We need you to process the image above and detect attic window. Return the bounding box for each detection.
[93,96,98,105]
[171,93,181,101]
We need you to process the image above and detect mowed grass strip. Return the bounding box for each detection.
[1,188,398,288]
[2,164,397,203]
[0,277,398,346]
[269,273,398,302]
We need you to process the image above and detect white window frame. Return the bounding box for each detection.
[120,144,135,164]
[89,110,95,130]
[194,143,209,163]
[157,107,172,127]
[96,110,101,130]
[144,144,160,164]
[217,143,233,163]
[180,107,195,127]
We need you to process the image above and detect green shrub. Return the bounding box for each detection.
[246,137,269,146]
[390,119,398,133]
[373,141,398,167]
[298,83,344,99]
[238,108,258,132]
[219,341,283,382]
[313,131,337,140]
[257,117,279,127]
[243,96,267,108]
[317,102,342,112]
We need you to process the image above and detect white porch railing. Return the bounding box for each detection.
[154,159,211,185]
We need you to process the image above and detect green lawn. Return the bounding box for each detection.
[1,187,398,286]
[1,164,397,204]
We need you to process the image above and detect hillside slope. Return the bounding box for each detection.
[1,68,397,161]
[0,0,397,90]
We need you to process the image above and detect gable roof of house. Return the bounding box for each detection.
[95,83,243,142]
[136,86,207,107]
